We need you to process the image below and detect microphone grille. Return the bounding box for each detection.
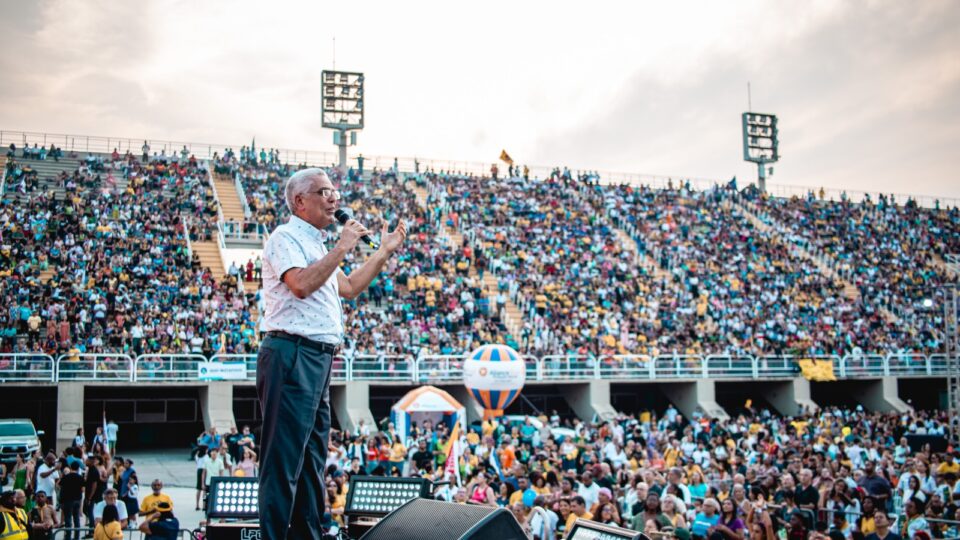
[333,209,350,224]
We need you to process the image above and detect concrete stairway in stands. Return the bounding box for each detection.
[212,172,247,221]
[614,228,670,280]
[404,180,524,345]
[731,197,901,324]
[192,241,226,279]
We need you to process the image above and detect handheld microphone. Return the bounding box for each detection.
[334,209,379,249]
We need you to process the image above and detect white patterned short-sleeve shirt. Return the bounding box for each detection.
[260,215,343,345]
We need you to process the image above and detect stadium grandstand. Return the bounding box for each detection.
[2,130,960,539]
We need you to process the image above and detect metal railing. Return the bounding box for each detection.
[0,352,951,383]
[51,527,195,540]
[221,220,269,243]
[56,354,135,381]
[133,354,210,381]
[0,353,55,382]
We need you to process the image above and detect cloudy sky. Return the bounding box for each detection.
[2,0,959,199]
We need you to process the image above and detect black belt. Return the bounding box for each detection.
[265,331,338,354]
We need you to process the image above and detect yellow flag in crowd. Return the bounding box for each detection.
[798,358,837,381]
[499,150,514,165]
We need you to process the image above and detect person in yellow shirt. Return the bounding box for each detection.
[564,496,594,538]
[508,476,532,506]
[388,440,407,474]
[139,480,174,522]
[937,454,960,477]
[93,505,123,540]
[664,440,682,469]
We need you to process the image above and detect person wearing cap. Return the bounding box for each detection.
[138,501,178,540]
[257,168,406,540]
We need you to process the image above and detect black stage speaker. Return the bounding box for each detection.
[206,522,261,540]
[359,498,526,540]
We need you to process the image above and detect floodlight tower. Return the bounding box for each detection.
[322,70,364,171]
[741,112,779,192]
[945,255,960,442]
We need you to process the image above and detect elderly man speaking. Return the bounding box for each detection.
[257,168,406,539]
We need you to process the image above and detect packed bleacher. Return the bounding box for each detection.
[745,191,960,355]
[3,145,959,364]
[1,146,259,360]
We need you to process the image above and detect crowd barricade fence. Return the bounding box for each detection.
[51,527,196,540]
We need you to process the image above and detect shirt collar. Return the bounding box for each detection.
[289,215,329,241]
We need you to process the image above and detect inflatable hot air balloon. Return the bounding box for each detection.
[464,344,526,418]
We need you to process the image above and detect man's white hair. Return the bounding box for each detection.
[284,168,329,214]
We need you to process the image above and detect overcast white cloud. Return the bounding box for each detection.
[1,0,958,199]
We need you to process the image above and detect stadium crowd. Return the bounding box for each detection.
[745,191,958,354]
[0,150,260,368]
[3,405,958,540]
[3,149,958,368]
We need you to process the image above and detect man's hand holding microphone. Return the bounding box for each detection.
[334,209,407,256]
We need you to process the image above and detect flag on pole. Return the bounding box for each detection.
[443,422,462,485]
[499,150,514,165]
[102,408,108,449]
[488,445,505,482]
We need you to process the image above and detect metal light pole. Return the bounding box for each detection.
[944,255,960,442]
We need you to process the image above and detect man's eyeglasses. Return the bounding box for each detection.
[309,188,341,200]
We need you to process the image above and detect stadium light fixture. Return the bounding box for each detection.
[742,112,779,192]
[322,69,364,171]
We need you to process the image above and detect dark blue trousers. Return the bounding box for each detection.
[257,335,334,540]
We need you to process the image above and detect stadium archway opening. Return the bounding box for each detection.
[84,387,204,449]
[611,383,686,417]
[898,378,946,411]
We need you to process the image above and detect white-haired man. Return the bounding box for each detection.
[257,168,406,539]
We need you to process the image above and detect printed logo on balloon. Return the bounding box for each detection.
[463,344,526,419]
